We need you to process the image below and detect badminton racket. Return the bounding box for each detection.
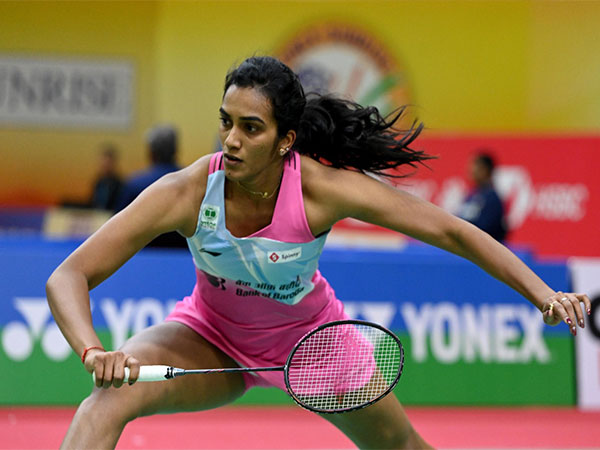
[93,319,404,413]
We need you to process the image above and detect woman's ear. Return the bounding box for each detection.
[278,130,296,154]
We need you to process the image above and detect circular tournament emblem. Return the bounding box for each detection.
[276,22,412,121]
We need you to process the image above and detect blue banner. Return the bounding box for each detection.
[0,236,572,405]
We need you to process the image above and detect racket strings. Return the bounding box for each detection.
[287,323,402,412]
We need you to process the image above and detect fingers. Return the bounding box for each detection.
[563,294,584,329]
[126,356,141,385]
[542,292,592,336]
[578,293,593,316]
[93,357,105,388]
[113,357,125,388]
[542,297,562,326]
[101,357,114,389]
[543,301,558,325]
[90,351,140,389]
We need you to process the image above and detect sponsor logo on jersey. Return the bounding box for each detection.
[199,204,219,231]
[268,247,302,264]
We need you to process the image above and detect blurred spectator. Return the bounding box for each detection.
[458,151,507,242]
[115,125,180,211]
[116,124,187,248]
[89,144,122,211]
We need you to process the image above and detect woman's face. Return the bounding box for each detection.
[219,85,289,182]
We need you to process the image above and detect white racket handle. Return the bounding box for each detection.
[92,365,172,383]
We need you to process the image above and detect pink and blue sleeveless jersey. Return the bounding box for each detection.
[166,151,347,390]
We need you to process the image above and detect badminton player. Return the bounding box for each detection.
[46,56,591,449]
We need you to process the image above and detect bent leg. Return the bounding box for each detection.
[62,322,246,449]
[321,393,433,449]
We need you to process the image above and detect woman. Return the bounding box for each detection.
[47,56,590,449]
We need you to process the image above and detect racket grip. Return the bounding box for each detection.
[92,365,173,384]
[126,365,173,382]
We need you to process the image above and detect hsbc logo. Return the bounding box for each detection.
[404,165,589,230]
[268,247,302,264]
[495,167,588,227]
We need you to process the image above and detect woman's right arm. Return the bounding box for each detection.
[46,158,208,387]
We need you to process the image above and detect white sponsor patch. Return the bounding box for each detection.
[268,247,302,264]
[199,205,219,231]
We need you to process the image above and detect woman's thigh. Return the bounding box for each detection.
[92,321,247,417]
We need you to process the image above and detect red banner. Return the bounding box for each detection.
[333,135,600,257]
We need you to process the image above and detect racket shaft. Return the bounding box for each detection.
[93,365,284,383]
[185,366,284,375]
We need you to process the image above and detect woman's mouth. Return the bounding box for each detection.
[224,153,243,165]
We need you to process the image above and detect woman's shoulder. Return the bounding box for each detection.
[152,153,212,236]
[298,154,369,231]
[299,154,366,194]
[160,153,211,191]
[299,154,338,183]
[148,153,211,216]
[183,153,212,181]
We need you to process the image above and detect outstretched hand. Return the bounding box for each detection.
[541,292,592,336]
[84,348,141,388]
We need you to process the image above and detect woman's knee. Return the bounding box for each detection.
[77,323,247,417]
[77,386,143,427]
[331,415,415,449]
[374,421,419,449]
[322,395,431,449]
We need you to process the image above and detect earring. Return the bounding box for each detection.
[279,147,289,156]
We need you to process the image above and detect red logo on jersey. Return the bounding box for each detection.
[269,252,280,262]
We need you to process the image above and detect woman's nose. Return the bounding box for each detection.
[223,126,241,150]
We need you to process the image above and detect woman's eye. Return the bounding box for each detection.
[219,117,231,127]
[245,124,257,133]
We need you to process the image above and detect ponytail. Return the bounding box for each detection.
[295,94,433,177]
[224,56,432,177]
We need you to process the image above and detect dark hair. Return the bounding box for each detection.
[474,151,496,174]
[100,143,118,159]
[224,56,433,177]
[146,125,177,164]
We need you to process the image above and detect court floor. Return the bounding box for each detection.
[2,406,599,449]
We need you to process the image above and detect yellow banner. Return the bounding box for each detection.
[1,1,599,205]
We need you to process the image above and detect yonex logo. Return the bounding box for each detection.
[1,297,178,362]
[2,297,71,362]
[268,247,301,264]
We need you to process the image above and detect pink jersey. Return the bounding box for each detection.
[166,151,347,390]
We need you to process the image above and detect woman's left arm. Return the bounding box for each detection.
[310,165,591,334]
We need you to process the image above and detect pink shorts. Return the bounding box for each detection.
[165,288,347,392]
[165,296,270,391]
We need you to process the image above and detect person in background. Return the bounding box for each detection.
[115,125,187,248]
[115,125,181,211]
[89,144,122,211]
[458,151,507,242]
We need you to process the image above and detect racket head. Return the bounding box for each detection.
[283,319,404,414]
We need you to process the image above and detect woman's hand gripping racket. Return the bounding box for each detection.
[92,320,404,413]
